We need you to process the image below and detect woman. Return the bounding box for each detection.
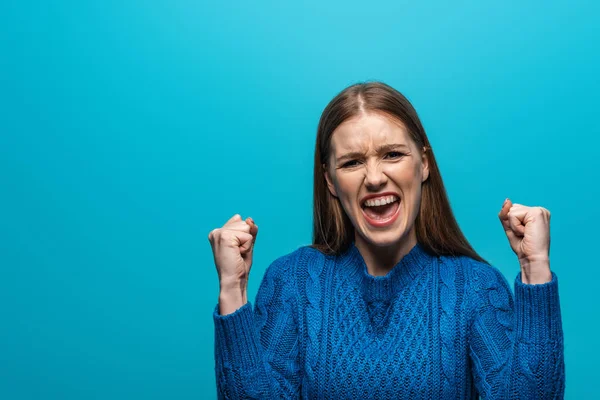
[208,81,565,399]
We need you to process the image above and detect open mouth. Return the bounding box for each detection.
[360,195,401,226]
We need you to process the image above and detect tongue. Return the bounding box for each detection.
[363,201,399,220]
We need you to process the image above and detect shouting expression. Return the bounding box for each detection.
[324,112,429,249]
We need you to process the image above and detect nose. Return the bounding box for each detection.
[364,162,387,190]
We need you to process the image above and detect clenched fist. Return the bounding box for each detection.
[498,198,552,284]
[208,214,259,298]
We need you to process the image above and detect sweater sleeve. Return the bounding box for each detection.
[468,263,565,399]
[213,251,302,399]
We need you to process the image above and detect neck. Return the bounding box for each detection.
[354,231,418,276]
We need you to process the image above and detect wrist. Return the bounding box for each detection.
[519,258,552,284]
[218,280,248,315]
[219,276,248,293]
[218,291,247,315]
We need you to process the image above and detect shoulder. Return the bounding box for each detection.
[448,255,514,316]
[438,254,510,291]
[263,244,329,281]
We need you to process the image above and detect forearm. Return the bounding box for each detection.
[511,272,565,398]
[214,302,272,398]
[469,266,565,399]
[213,254,303,398]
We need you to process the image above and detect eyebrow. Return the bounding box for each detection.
[336,143,409,163]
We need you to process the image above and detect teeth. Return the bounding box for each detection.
[363,195,399,207]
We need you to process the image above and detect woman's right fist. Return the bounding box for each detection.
[208,214,258,290]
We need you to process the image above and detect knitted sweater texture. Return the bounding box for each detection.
[213,242,565,399]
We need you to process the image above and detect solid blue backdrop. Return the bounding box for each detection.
[1,1,598,398]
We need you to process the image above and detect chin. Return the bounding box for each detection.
[360,228,405,248]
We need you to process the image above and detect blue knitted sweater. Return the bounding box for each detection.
[213,242,565,399]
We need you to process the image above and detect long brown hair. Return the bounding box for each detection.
[311,81,489,264]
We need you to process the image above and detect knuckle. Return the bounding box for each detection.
[208,229,217,241]
[219,231,238,244]
[217,231,229,242]
[536,206,545,215]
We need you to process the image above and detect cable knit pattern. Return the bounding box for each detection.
[439,254,458,398]
[213,242,565,399]
[304,248,327,395]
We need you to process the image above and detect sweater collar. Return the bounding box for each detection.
[342,241,434,302]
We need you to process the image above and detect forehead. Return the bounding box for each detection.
[330,113,411,153]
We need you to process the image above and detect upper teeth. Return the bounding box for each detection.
[363,195,399,207]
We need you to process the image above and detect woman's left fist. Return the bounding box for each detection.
[498,198,552,284]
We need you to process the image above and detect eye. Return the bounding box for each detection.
[341,160,360,168]
[386,151,405,159]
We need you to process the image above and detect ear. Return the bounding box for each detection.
[323,164,338,198]
[421,147,430,183]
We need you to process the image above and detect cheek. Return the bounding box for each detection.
[385,163,416,180]
[334,173,358,194]
[334,174,362,210]
[387,166,422,194]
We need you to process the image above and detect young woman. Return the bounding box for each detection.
[208,81,564,399]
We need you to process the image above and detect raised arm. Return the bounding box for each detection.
[213,252,302,398]
[467,198,565,398]
[208,212,302,399]
[468,264,564,399]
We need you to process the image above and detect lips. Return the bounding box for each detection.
[361,198,401,228]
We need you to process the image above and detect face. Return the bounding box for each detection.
[324,112,429,250]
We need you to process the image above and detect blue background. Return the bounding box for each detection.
[1,1,598,398]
